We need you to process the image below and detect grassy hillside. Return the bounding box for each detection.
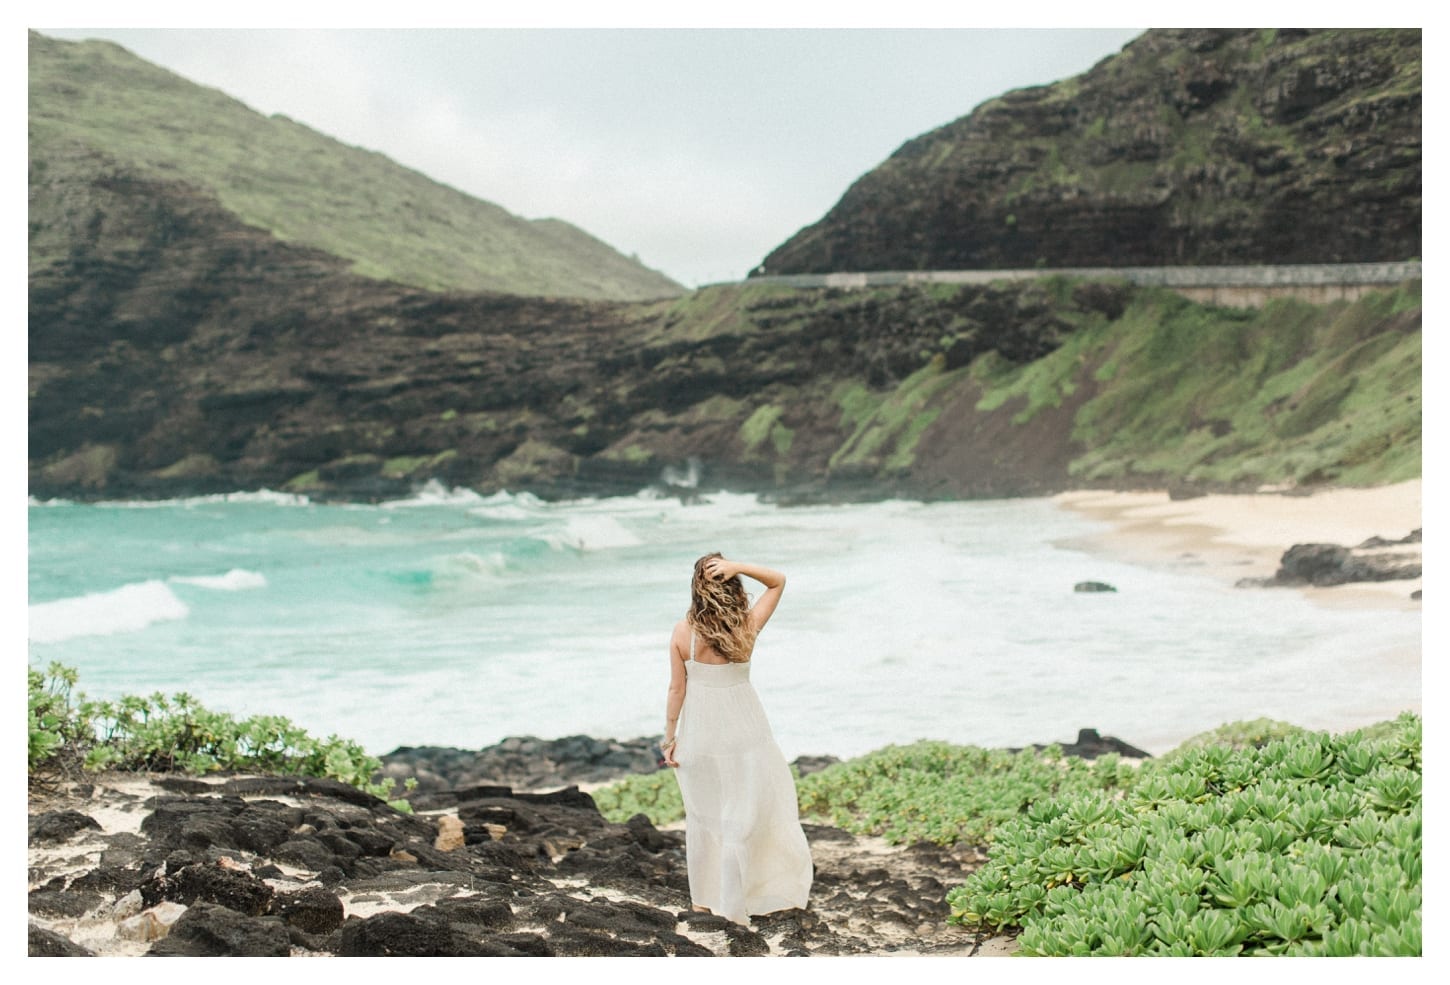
[626,277,1421,497]
[28,31,683,301]
[966,282,1422,488]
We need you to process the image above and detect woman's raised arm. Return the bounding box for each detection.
[704,557,786,634]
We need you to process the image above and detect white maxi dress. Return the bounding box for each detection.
[673,630,813,924]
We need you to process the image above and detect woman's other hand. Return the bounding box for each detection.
[660,738,679,768]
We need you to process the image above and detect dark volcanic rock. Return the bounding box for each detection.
[626,813,674,853]
[28,923,94,957]
[791,755,842,777]
[548,930,669,957]
[383,736,663,794]
[142,861,275,915]
[222,775,392,808]
[1074,581,1118,593]
[335,910,493,957]
[29,809,102,843]
[488,932,555,956]
[389,737,844,809]
[229,803,302,854]
[29,763,1013,957]
[29,887,105,918]
[1014,728,1152,760]
[1357,528,1421,548]
[270,887,346,935]
[1240,539,1422,588]
[272,836,339,872]
[411,896,515,932]
[147,902,291,957]
[725,923,771,956]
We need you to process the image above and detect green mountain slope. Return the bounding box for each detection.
[28,31,683,301]
[906,281,1422,494]
[760,28,1421,274]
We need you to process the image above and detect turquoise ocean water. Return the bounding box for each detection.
[27,483,1421,760]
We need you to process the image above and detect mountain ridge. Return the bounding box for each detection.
[758,28,1420,275]
[28,31,683,301]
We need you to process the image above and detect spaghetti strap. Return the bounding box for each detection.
[688,628,695,663]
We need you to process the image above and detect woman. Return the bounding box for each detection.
[660,553,813,925]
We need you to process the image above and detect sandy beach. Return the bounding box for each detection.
[1053,480,1423,611]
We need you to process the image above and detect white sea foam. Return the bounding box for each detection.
[381,480,489,509]
[170,569,268,591]
[468,490,548,522]
[29,580,190,644]
[438,551,509,577]
[92,489,310,508]
[28,496,74,507]
[542,516,643,552]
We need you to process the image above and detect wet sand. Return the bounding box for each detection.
[1053,480,1422,611]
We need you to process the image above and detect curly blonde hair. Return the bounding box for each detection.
[688,552,755,663]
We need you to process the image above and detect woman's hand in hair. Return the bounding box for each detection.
[704,557,738,581]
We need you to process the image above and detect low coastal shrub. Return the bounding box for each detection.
[793,740,1142,846]
[28,663,90,772]
[594,767,686,825]
[947,713,1422,956]
[26,662,414,811]
[1159,718,1306,759]
[595,717,1421,956]
[594,738,1143,844]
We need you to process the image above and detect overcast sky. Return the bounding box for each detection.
[32,23,1146,287]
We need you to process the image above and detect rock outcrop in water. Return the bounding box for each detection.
[1237,529,1422,589]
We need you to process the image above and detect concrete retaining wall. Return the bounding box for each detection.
[743,261,1421,307]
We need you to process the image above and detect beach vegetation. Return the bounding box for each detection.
[593,713,1421,956]
[26,662,415,811]
[28,663,87,773]
[1158,718,1306,757]
[793,740,1140,847]
[593,768,685,825]
[948,713,1421,956]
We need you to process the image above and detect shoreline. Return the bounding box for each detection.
[1052,480,1423,612]
[1051,481,1423,741]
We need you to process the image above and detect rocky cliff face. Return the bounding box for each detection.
[29,29,1421,504]
[758,28,1421,274]
[27,147,1420,503]
[29,148,1115,502]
